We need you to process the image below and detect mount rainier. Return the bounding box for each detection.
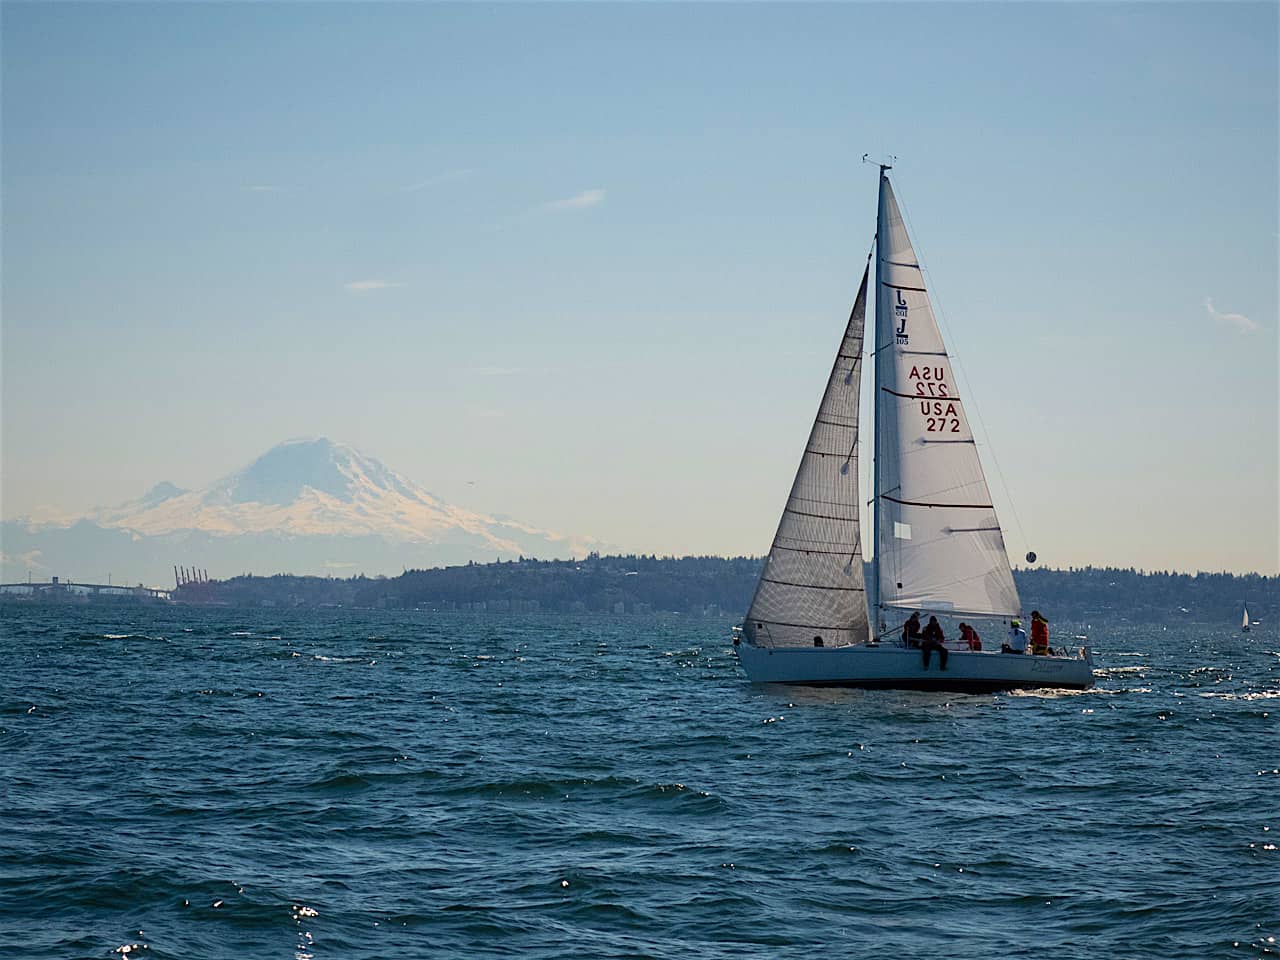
[1,438,604,586]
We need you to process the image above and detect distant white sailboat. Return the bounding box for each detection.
[733,165,1094,691]
[1242,606,1250,632]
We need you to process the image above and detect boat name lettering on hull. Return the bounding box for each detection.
[1030,661,1065,674]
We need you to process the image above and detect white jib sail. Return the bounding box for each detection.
[745,266,871,648]
[873,174,1020,619]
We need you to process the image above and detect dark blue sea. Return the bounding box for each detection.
[2,604,1275,958]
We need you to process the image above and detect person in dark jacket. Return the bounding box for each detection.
[902,612,923,649]
[921,615,948,670]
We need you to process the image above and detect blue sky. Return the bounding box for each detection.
[3,2,1276,574]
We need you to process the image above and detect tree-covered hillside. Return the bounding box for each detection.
[177,555,1277,624]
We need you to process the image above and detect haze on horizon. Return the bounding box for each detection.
[2,2,1276,577]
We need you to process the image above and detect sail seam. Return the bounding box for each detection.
[880,601,1017,618]
[881,282,927,292]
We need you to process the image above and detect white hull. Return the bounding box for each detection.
[734,641,1095,691]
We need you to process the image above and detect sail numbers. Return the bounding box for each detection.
[907,365,960,432]
[907,365,950,397]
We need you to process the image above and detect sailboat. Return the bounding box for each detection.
[733,166,1094,691]
[1242,606,1251,632]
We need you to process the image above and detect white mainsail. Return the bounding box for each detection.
[1243,606,1250,629]
[745,266,870,648]
[872,173,1020,623]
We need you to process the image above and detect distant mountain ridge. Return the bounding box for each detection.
[1,438,605,584]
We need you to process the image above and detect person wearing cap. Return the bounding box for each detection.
[1003,619,1028,654]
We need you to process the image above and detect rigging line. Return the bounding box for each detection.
[890,172,1032,558]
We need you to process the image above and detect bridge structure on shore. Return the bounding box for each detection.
[0,576,172,601]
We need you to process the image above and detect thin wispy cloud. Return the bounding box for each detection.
[403,169,474,192]
[343,280,405,293]
[1205,297,1258,334]
[540,188,605,213]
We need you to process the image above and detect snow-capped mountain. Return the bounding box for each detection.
[1,438,604,584]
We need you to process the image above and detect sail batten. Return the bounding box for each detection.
[745,266,871,648]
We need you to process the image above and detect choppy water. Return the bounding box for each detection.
[1,604,1276,958]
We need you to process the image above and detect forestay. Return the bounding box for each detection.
[745,267,871,649]
[873,175,1020,620]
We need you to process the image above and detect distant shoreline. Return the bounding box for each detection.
[6,555,1272,624]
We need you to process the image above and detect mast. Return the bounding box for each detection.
[870,164,890,636]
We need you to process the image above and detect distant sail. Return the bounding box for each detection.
[873,175,1019,619]
[745,267,870,648]
[1243,606,1250,630]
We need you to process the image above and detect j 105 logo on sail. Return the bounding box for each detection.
[894,290,909,344]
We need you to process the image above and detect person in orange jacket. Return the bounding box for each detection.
[959,622,982,651]
[1030,610,1051,655]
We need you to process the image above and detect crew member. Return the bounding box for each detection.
[1030,610,1051,655]
[959,622,982,651]
[921,615,948,670]
[902,612,923,649]
[1003,619,1028,654]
